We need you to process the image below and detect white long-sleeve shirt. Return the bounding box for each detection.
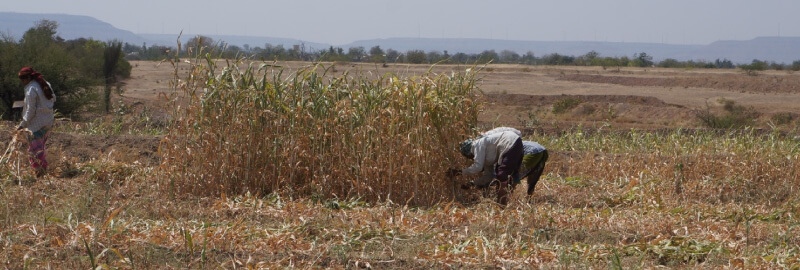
[19,81,55,132]
[481,127,521,137]
[462,128,521,176]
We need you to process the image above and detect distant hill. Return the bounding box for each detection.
[0,12,146,44]
[0,12,328,51]
[683,37,800,64]
[2,12,799,64]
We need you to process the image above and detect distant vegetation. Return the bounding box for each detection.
[0,20,131,119]
[122,34,800,72]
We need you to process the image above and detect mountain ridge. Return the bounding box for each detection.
[1,12,146,44]
[2,12,798,64]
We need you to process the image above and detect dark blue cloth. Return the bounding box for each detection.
[495,137,523,183]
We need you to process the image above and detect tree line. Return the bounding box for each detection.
[123,35,800,71]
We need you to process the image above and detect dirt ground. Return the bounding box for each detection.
[3,61,800,268]
[122,60,800,130]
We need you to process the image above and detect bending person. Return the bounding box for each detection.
[515,141,548,196]
[451,127,524,206]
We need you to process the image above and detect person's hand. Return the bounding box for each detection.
[446,168,462,177]
[497,179,510,206]
[460,181,474,190]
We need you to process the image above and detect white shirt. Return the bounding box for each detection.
[461,128,521,176]
[19,81,55,132]
[482,127,521,137]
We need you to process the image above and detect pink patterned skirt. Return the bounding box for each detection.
[27,127,50,170]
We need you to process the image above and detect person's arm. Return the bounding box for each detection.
[18,86,37,130]
[462,139,486,174]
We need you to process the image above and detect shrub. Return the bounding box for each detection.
[770,112,795,126]
[573,103,597,116]
[160,52,483,205]
[739,60,767,75]
[696,99,760,128]
[552,97,583,114]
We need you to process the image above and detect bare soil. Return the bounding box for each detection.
[477,65,800,129]
[0,122,161,174]
[559,71,800,94]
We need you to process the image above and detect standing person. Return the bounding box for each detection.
[449,127,524,206]
[16,67,56,178]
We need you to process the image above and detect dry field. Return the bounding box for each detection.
[0,60,798,268]
[123,61,800,130]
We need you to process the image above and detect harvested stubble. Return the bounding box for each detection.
[0,130,33,181]
[160,55,481,205]
[4,126,800,268]
[541,128,800,205]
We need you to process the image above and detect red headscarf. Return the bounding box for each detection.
[18,67,54,100]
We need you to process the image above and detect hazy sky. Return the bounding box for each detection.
[3,0,798,45]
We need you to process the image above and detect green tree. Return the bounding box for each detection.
[426,51,443,63]
[715,59,735,69]
[576,51,599,66]
[406,50,426,64]
[452,52,471,64]
[477,50,498,64]
[66,38,105,80]
[541,53,574,65]
[13,20,98,116]
[0,34,23,116]
[499,50,520,63]
[185,35,214,55]
[385,49,400,63]
[369,45,385,63]
[521,51,536,65]
[619,56,630,67]
[632,52,653,67]
[347,46,366,61]
[103,41,123,113]
[768,61,785,71]
[739,59,767,75]
[658,58,683,68]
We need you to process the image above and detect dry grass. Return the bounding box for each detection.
[0,129,35,183]
[1,126,799,268]
[1,56,799,268]
[159,52,482,205]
